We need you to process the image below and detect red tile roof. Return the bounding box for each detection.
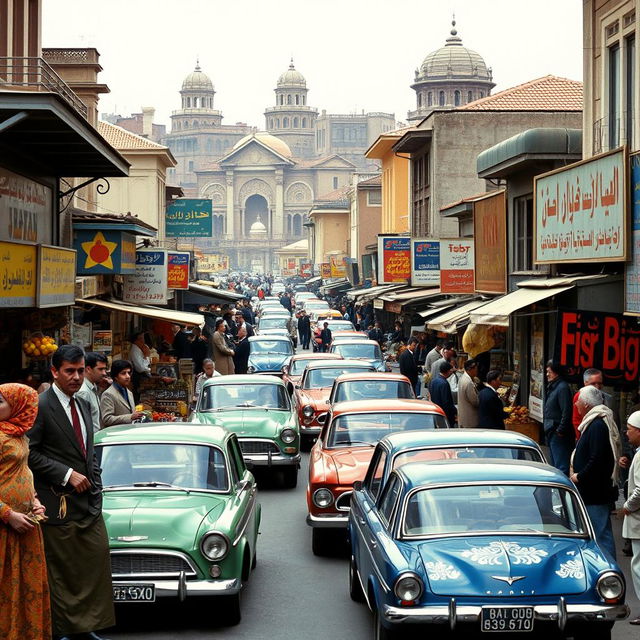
[98,121,169,150]
[358,175,382,186]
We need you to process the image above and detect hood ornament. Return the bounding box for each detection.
[491,575,526,586]
[116,535,149,542]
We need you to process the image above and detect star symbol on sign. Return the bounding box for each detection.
[82,231,118,270]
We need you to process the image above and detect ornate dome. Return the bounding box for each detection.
[416,21,492,82]
[233,132,293,159]
[249,216,267,235]
[182,63,214,91]
[277,59,306,88]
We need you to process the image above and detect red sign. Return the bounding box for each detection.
[300,262,312,277]
[320,263,331,278]
[474,192,507,294]
[167,251,190,290]
[378,236,410,284]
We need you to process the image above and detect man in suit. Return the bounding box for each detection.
[478,369,507,429]
[75,351,109,433]
[429,360,457,426]
[233,326,251,375]
[298,310,311,350]
[399,337,420,396]
[457,359,480,427]
[319,322,332,353]
[100,360,145,428]
[28,345,115,640]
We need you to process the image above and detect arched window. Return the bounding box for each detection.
[286,215,292,234]
[454,91,461,106]
[269,118,274,129]
[302,117,307,128]
[295,94,300,105]
[428,92,433,106]
[276,118,280,128]
[287,94,292,105]
[293,117,299,128]
[280,95,284,105]
[467,91,473,103]
[184,121,189,128]
[186,97,191,108]
[302,95,306,105]
[479,91,485,98]
[193,120,199,128]
[194,97,199,108]
[417,93,423,107]
[283,117,289,127]
[293,214,302,236]
[439,91,445,106]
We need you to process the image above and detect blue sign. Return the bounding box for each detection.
[165,199,213,238]
[626,154,640,313]
[411,239,440,286]
[73,230,136,275]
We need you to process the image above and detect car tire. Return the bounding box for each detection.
[373,606,397,640]
[282,467,298,489]
[311,528,331,556]
[349,555,365,603]
[251,548,257,570]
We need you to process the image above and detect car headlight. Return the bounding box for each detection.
[302,405,314,418]
[281,428,296,443]
[200,532,229,561]
[394,573,423,603]
[596,571,624,601]
[247,365,256,374]
[313,488,334,508]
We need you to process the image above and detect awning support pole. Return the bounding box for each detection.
[0,111,29,135]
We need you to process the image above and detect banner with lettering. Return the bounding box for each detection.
[411,239,440,286]
[0,241,36,307]
[473,191,507,294]
[378,235,410,284]
[535,148,626,264]
[165,199,213,238]
[440,239,475,294]
[626,151,640,314]
[167,251,190,290]
[37,246,76,307]
[123,250,168,304]
[300,262,312,277]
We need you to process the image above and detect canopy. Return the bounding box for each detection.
[427,300,491,333]
[75,298,204,327]
[188,283,245,301]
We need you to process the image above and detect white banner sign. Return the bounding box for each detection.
[123,249,168,305]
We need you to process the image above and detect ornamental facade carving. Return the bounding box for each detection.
[238,178,273,206]
[285,181,313,203]
[201,182,226,204]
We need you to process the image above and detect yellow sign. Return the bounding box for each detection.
[38,245,77,308]
[330,256,347,278]
[0,241,37,307]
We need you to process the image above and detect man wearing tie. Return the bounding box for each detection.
[28,345,114,640]
[75,352,109,432]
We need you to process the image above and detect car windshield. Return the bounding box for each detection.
[304,366,371,389]
[259,317,289,329]
[290,358,318,375]
[403,483,587,537]
[327,412,449,447]
[334,380,414,403]
[327,322,355,331]
[333,343,381,360]
[201,384,290,410]
[393,446,543,468]
[250,340,292,355]
[98,443,228,491]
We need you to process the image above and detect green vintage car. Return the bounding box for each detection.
[190,374,300,488]
[95,423,260,625]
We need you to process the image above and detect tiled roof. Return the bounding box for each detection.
[358,175,382,186]
[98,121,169,150]
[71,208,157,232]
[459,75,583,111]
[440,191,494,211]
[381,124,415,137]
[315,185,351,203]
[295,155,339,168]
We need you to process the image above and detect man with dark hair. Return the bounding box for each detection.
[543,360,575,475]
[478,369,507,429]
[367,321,384,347]
[425,340,444,373]
[399,337,420,396]
[76,352,109,433]
[28,345,115,640]
[430,342,456,381]
[458,359,480,427]
[298,310,311,350]
[320,322,332,353]
[429,360,457,426]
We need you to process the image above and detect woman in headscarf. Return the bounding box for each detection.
[0,383,51,640]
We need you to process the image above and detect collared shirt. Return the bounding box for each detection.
[52,383,88,485]
[194,371,222,401]
[76,377,101,433]
[129,342,151,375]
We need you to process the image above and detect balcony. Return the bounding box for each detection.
[0,56,88,119]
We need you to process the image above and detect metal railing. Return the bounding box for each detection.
[0,56,88,119]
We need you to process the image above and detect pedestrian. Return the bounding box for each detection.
[298,310,311,350]
[571,385,621,559]
[100,359,145,428]
[399,337,420,397]
[193,359,221,406]
[190,326,210,375]
[424,340,443,374]
[571,368,611,439]
[430,342,456,381]
[368,321,384,347]
[233,326,251,375]
[211,319,235,375]
[457,359,480,428]
[429,360,457,426]
[129,330,151,403]
[478,370,507,429]
[543,361,575,475]
[27,345,115,640]
[320,322,332,353]
[0,383,51,640]
[76,352,109,433]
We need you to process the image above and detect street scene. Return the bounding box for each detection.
[3,0,640,639]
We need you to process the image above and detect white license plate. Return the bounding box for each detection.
[481,606,534,632]
[113,584,156,602]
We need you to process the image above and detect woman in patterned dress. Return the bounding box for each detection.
[0,383,51,639]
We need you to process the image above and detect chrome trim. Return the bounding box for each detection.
[200,531,230,561]
[597,570,626,600]
[317,412,328,424]
[336,491,352,512]
[110,549,198,578]
[393,571,424,602]
[300,425,321,434]
[306,512,348,528]
[112,577,241,598]
[350,509,390,592]
[232,486,258,547]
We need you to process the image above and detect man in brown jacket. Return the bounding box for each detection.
[211,319,235,375]
[457,359,480,427]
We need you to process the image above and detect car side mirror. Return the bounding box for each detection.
[236,479,251,492]
[352,480,362,491]
[244,460,255,471]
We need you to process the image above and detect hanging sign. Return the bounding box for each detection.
[0,241,37,307]
[320,263,331,278]
[167,252,190,290]
[123,250,168,304]
[411,239,440,286]
[377,235,410,284]
[74,230,136,275]
[440,239,475,294]
[330,256,346,278]
[626,152,640,314]
[165,199,213,237]
[37,245,77,308]
[474,191,507,294]
[300,263,312,277]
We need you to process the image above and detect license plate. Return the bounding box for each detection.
[480,606,534,632]
[113,584,156,602]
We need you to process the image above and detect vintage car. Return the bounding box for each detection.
[323,319,356,332]
[256,314,291,334]
[282,353,342,395]
[328,372,415,405]
[191,374,300,487]
[293,359,377,447]
[349,459,629,639]
[307,399,448,555]
[329,338,388,372]
[95,423,260,625]
[246,335,293,375]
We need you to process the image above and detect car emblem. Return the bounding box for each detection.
[116,536,149,542]
[491,575,526,585]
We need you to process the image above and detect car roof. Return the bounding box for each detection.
[332,339,379,347]
[291,353,343,362]
[203,374,285,386]
[334,372,409,383]
[95,423,229,446]
[396,459,573,490]
[249,335,290,342]
[304,359,377,371]
[332,330,367,336]
[331,398,445,417]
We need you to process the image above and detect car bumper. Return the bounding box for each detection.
[113,577,241,600]
[306,512,349,528]
[244,452,301,467]
[300,425,321,436]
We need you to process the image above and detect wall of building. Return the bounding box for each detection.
[381,150,410,234]
[312,211,349,262]
[355,188,382,261]
[1,0,41,58]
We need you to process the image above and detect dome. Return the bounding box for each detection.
[416,21,492,82]
[277,59,306,88]
[182,63,214,91]
[249,216,267,235]
[233,132,293,159]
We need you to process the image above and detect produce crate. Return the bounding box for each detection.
[506,420,541,444]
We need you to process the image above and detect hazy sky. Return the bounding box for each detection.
[43,0,584,129]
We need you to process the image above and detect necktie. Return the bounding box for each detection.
[69,397,87,457]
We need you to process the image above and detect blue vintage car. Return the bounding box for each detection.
[247,335,293,375]
[329,339,389,372]
[349,459,628,639]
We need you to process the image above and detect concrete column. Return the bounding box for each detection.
[226,172,234,238]
[275,170,284,237]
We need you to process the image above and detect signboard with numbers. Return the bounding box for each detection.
[123,250,168,304]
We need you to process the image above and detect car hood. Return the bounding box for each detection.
[298,388,330,408]
[249,354,290,370]
[194,409,291,437]
[417,536,588,597]
[325,447,376,485]
[103,491,227,547]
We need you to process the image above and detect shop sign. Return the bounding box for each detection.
[330,256,346,278]
[373,298,384,309]
[528,315,545,421]
[71,323,92,348]
[167,252,190,290]
[440,239,475,294]
[74,230,136,275]
[300,262,312,277]
[123,250,168,305]
[74,275,109,299]
[92,329,113,353]
[198,254,229,273]
[287,258,297,270]
[534,148,626,264]
[474,191,507,294]
[411,239,440,286]
[0,168,53,244]
[320,263,331,278]
[378,236,410,284]
[37,245,76,308]
[384,301,403,314]
[0,240,37,307]
[554,309,640,387]
[165,199,213,238]
[626,152,640,314]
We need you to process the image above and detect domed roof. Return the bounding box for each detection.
[416,21,492,83]
[277,59,306,88]
[249,216,267,235]
[182,62,214,91]
[233,132,293,159]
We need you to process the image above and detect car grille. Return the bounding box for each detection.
[111,552,196,577]
[239,439,280,455]
[336,491,352,511]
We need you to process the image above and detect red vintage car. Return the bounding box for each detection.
[327,371,415,405]
[306,398,448,555]
[282,353,342,395]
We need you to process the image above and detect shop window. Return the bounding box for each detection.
[609,43,621,148]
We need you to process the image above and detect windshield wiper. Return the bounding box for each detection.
[132,481,184,489]
[334,440,376,447]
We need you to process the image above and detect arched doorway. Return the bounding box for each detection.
[244,194,269,235]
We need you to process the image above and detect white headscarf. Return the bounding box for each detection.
[577,404,622,483]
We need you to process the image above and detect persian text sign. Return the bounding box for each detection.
[535,148,626,263]
[411,239,440,286]
[123,250,168,304]
[553,309,640,387]
[167,252,190,290]
[440,239,475,294]
[38,246,76,307]
[378,236,410,284]
[474,191,507,294]
[626,152,640,314]
[0,241,36,307]
[165,199,213,237]
[198,254,228,273]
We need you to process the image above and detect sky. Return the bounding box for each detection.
[42,0,584,129]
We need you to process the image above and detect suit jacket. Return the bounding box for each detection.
[398,348,419,385]
[457,372,480,427]
[233,338,250,375]
[429,375,456,426]
[212,331,235,375]
[100,383,136,428]
[27,387,102,525]
[478,386,507,429]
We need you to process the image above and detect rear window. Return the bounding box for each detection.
[304,366,372,389]
[334,380,414,403]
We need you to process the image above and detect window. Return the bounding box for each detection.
[439,91,445,106]
[417,93,423,108]
[188,161,194,172]
[194,97,199,108]
[276,118,280,128]
[454,90,461,106]
[427,92,432,106]
[609,43,621,147]
[412,151,430,236]
[287,94,292,105]
[186,97,191,108]
[269,118,274,129]
[293,117,299,128]
[302,117,307,128]
[626,35,635,147]
[365,448,387,501]
[367,190,382,206]
[302,94,306,105]
[333,177,339,189]
[480,91,485,98]
[283,117,289,128]
[295,94,300,105]
[378,475,401,524]
[468,91,473,103]
[513,195,534,272]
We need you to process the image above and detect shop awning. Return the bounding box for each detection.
[306,276,322,285]
[75,298,204,327]
[188,283,245,301]
[379,287,438,302]
[469,286,573,327]
[427,299,492,333]
[320,278,351,294]
[348,284,404,301]
[418,303,457,319]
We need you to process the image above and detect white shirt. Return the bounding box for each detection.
[52,383,88,485]
[75,377,101,433]
[129,342,151,375]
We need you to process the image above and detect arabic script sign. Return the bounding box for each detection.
[378,236,410,284]
[474,191,507,294]
[38,246,76,308]
[534,148,627,264]
[411,239,440,286]
[0,241,36,307]
[626,152,640,314]
[123,250,168,304]
[167,252,190,290]
[165,199,213,238]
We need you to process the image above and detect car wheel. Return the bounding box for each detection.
[251,548,257,570]
[373,606,397,640]
[218,591,241,626]
[282,467,298,489]
[312,528,331,556]
[349,555,365,603]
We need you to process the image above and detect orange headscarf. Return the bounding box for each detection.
[0,383,39,437]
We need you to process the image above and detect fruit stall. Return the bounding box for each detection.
[136,358,194,422]
[504,406,541,443]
